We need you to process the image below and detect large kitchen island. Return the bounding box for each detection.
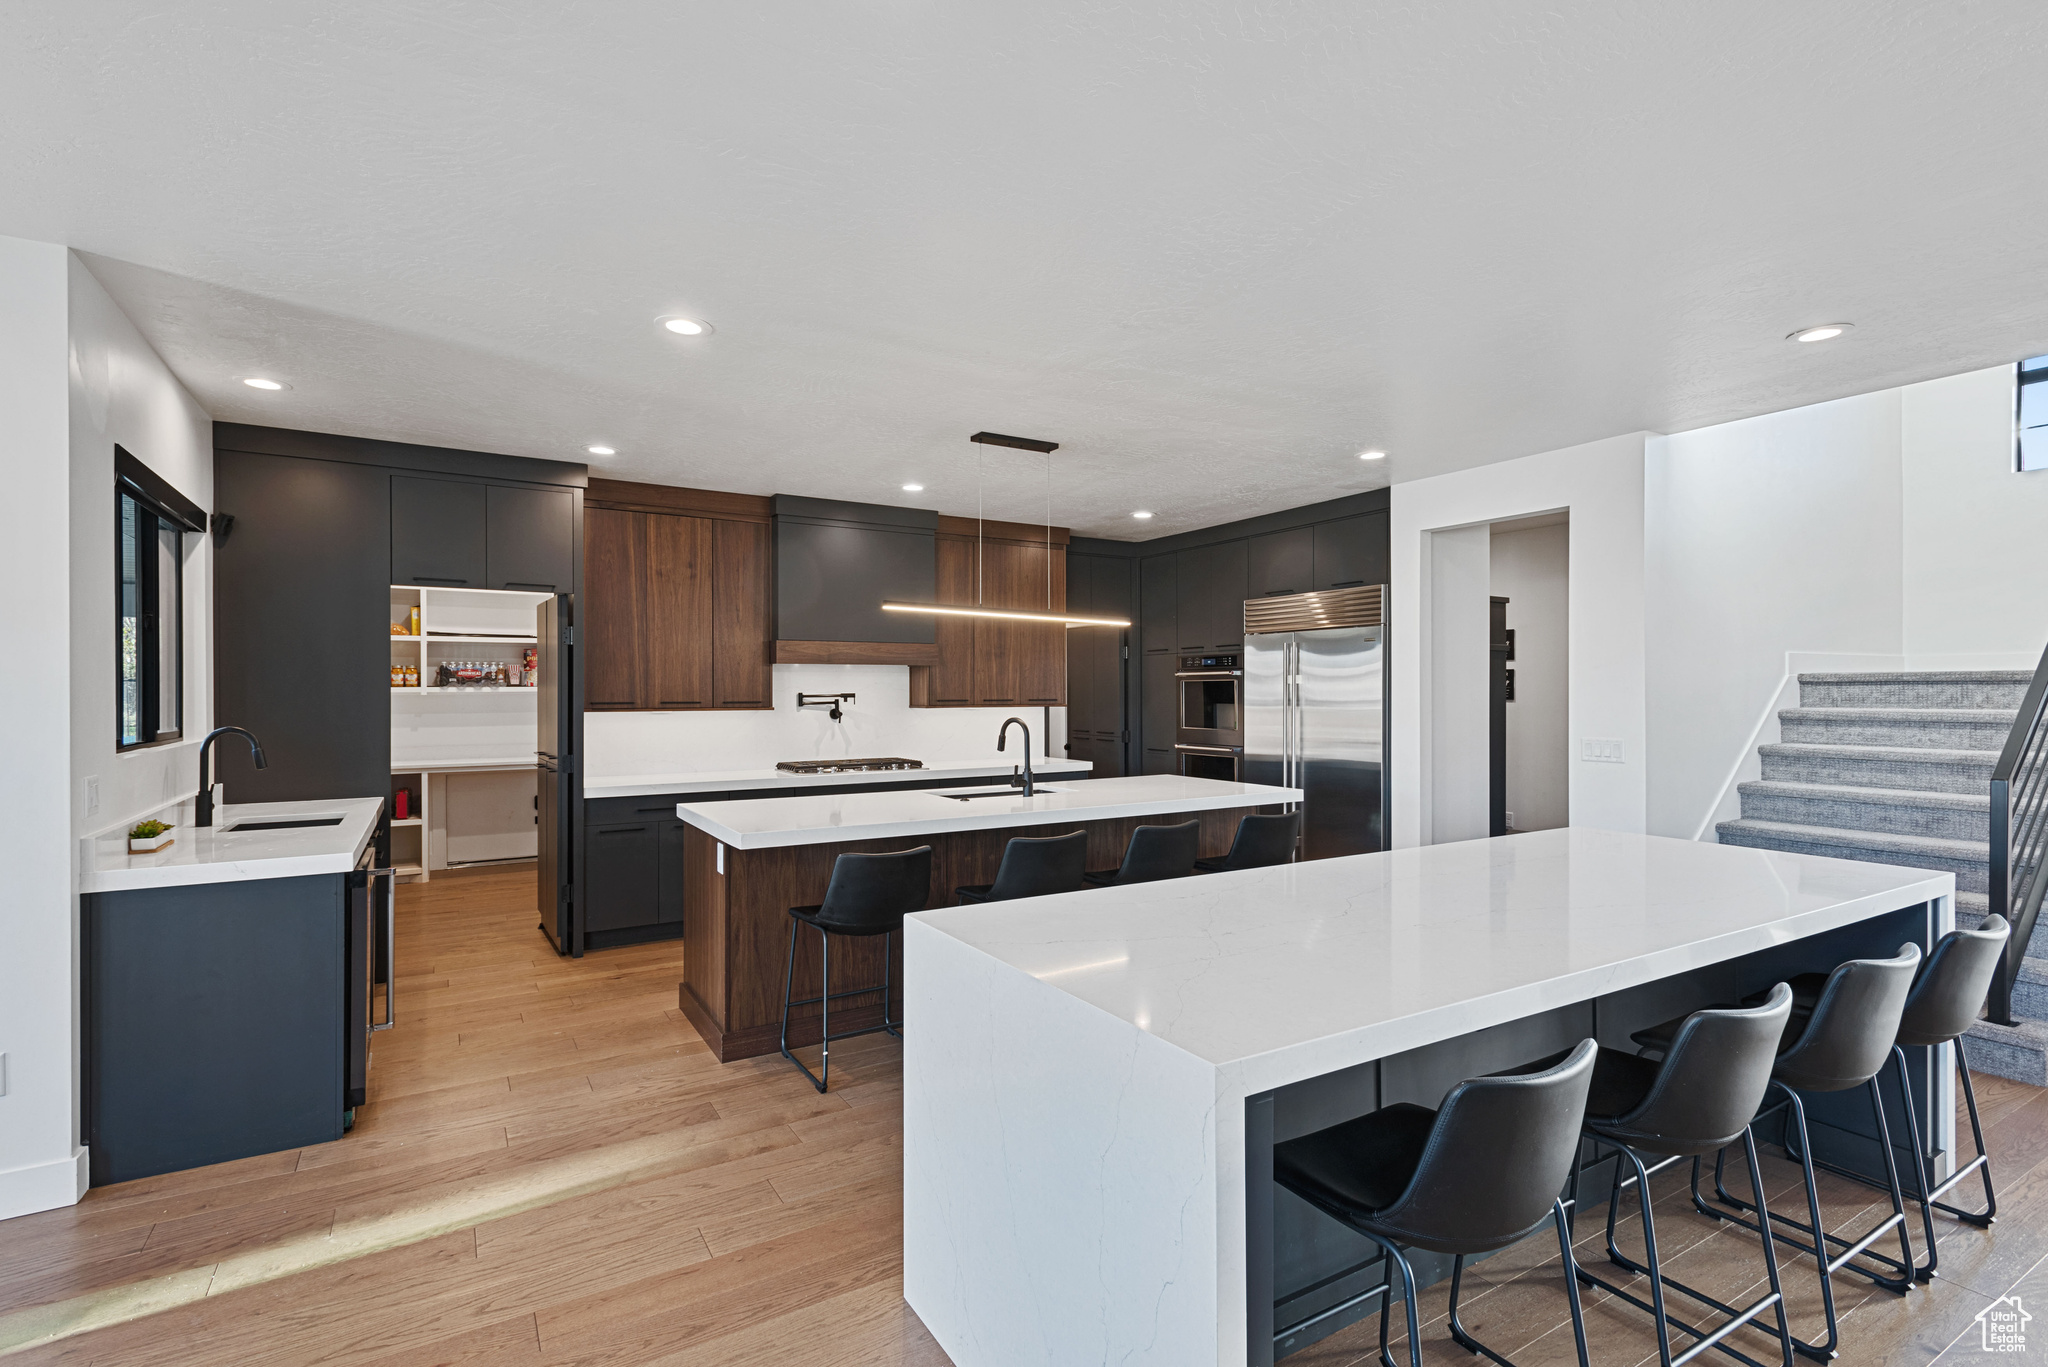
[901,827,1957,1367]
[673,775,1299,1062]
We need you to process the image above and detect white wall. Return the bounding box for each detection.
[1390,433,1647,847]
[1903,365,2048,660]
[1491,522,1569,832]
[69,253,216,840]
[1643,391,1906,840]
[585,664,1068,778]
[0,243,212,1222]
[1425,525,1491,844]
[0,237,80,1219]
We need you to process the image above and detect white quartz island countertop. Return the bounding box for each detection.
[901,828,1955,1367]
[81,796,385,894]
[675,774,1301,850]
[586,756,1092,800]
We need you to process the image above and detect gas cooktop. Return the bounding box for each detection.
[775,757,926,774]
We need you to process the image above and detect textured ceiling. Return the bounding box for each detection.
[6,3,2048,538]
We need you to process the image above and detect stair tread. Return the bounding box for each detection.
[1737,779,1990,811]
[1966,1017,2048,1045]
[1779,706,2018,722]
[1800,671,2033,684]
[1759,741,2001,763]
[1716,817,1987,861]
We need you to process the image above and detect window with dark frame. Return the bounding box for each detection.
[115,447,204,750]
[2020,355,2048,473]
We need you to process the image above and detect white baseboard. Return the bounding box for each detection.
[0,1148,88,1222]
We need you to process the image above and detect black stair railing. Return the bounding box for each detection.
[1989,639,2048,1025]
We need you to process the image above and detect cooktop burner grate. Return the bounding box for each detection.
[775,757,927,774]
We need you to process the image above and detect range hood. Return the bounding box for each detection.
[772,495,940,665]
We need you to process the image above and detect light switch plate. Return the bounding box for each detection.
[0,1052,9,1097]
[84,776,101,817]
[1581,738,1625,764]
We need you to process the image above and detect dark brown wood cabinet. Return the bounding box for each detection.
[582,481,773,711]
[910,519,1067,708]
[712,518,772,707]
[644,513,711,707]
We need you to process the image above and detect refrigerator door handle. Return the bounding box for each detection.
[368,867,398,1031]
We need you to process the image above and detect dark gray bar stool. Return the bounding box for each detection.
[778,845,930,1093]
[1275,1039,1598,1367]
[956,830,1088,904]
[1674,945,1923,1360]
[1084,819,1199,886]
[1767,915,2008,1282]
[1194,811,1299,872]
[1568,986,1796,1367]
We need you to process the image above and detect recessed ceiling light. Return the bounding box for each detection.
[659,316,713,336]
[587,445,615,456]
[1358,449,1386,461]
[902,483,924,492]
[1789,323,1852,343]
[241,377,287,390]
[1132,510,1154,520]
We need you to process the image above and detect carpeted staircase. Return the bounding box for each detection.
[1715,670,2046,1084]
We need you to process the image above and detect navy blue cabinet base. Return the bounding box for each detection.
[85,871,370,1185]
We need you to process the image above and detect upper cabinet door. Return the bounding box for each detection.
[642,513,712,708]
[926,537,977,704]
[1313,511,1390,590]
[582,509,645,710]
[391,476,486,587]
[1138,555,1176,654]
[1248,527,1314,599]
[712,519,772,707]
[1176,541,1249,651]
[486,485,577,591]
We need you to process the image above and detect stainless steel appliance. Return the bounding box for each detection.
[345,842,397,1115]
[1175,653,1243,780]
[1242,585,1388,860]
[536,594,583,956]
[775,757,926,774]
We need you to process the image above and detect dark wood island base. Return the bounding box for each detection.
[677,807,1250,1062]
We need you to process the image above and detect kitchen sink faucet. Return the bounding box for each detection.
[998,717,1035,796]
[196,726,269,827]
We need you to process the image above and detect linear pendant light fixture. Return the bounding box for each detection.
[879,432,1133,629]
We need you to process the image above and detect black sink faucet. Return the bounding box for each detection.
[196,726,268,827]
[998,717,1035,796]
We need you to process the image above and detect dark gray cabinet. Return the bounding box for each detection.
[582,820,664,935]
[1314,511,1389,590]
[772,497,937,645]
[392,476,487,587]
[1176,541,1249,651]
[215,452,391,803]
[1249,527,1314,598]
[1139,556,1177,654]
[1065,554,1128,777]
[1142,652,1178,774]
[486,485,577,591]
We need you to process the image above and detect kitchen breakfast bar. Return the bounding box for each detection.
[672,775,1301,1062]
[900,828,1957,1367]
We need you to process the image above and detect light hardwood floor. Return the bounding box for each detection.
[3,863,2044,1366]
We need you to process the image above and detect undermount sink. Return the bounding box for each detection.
[222,816,346,832]
[931,786,1064,801]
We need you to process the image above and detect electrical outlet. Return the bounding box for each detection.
[1580,738,1625,764]
[1505,811,1515,828]
[0,1052,9,1097]
[84,776,101,817]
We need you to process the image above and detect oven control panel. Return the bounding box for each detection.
[1179,654,1239,671]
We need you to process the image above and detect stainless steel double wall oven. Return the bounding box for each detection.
[1174,653,1243,780]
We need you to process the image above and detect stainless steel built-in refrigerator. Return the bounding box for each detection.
[536,593,584,956]
[1241,586,1388,860]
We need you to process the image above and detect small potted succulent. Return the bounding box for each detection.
[128,819,174,853]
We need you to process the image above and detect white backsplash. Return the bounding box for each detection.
[584,665,1069,778]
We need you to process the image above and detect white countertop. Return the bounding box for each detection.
[913,825,1954,1091]
[677,774,1299,850]
[81,797,385,894]
[586,756,1093,800]
[392,756,537,772]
